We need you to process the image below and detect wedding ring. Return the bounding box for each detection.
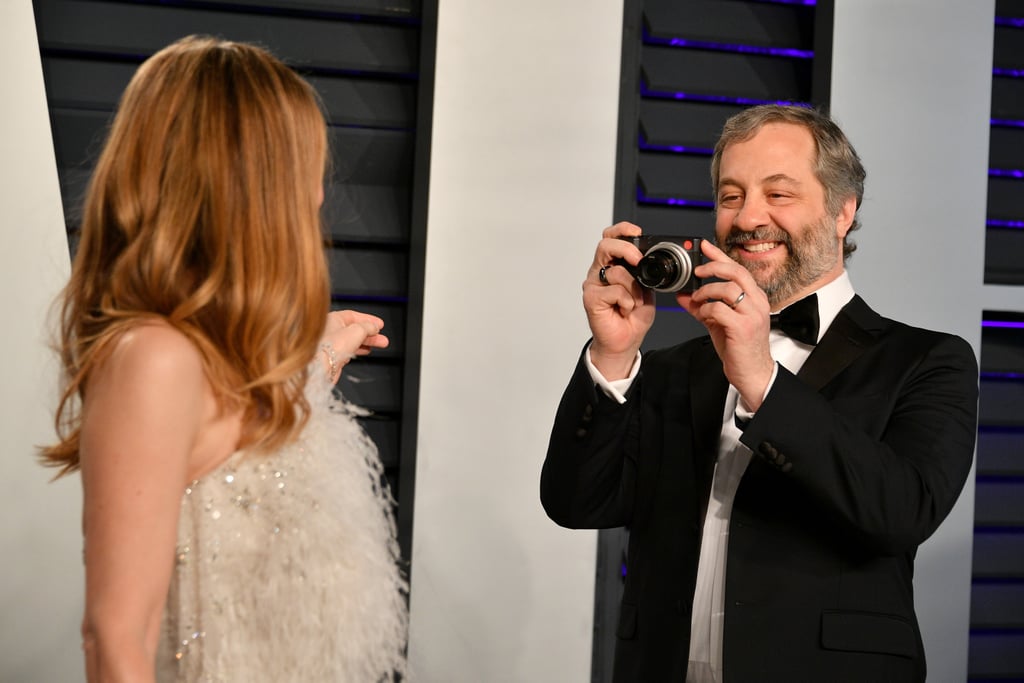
[731,291,746,308]
[599,265,610,285]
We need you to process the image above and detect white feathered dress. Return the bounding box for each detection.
[156,373,409,681]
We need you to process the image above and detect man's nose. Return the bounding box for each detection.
[733,196,769,231]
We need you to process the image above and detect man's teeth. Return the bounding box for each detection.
[743,242,778,253]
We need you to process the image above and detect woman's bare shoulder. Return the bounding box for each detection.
[99,320,204,388]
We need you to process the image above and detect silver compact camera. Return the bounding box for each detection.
[617,235,705,293]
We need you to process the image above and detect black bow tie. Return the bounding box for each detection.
[770,294,820,345]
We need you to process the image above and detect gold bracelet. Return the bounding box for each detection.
[321,342,339,382]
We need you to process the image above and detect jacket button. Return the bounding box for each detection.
[575,427,587,439]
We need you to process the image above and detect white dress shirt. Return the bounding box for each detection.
[585,272,855,682]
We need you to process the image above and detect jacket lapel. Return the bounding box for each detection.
[797,295,883,391]
[689,338,728,520]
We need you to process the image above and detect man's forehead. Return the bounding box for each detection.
[720,125,816,176]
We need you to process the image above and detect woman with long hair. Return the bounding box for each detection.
[41,35,408,681]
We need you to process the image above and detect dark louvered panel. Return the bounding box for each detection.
[325,127,413,242]
[995,24,1024,73]
[644,0,813,50]
[972,581,1024,628]
[980,37,1024,683]
[335,363,403,413]
[991,77,1024,122]
[968,629,1024,680]
[987,6,1024,286]
[979,427,1024,476]
[638,152,716,205]
[642,46,812,103]
[971,306,1024,680]
[310,74,416,128]
[359,417,400,468]
[975,531,1024,578]
[327,246,408,298]
[976,480,1024,527]
[987,176,1024,223]
[184,0,418,18]
[640,100,745,151]
[33,0,418,74]
[983,315,1024,372]
[985,229,1024,285]
[633,204,715,235]
[979,375,1024,427]
[989,126,1024,170]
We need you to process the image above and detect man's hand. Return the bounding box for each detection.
[583,222,655,380]
[678,240,775,410]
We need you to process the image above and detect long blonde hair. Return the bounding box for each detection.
[42,35,331,474]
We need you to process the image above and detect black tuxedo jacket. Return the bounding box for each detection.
[541,296,979,683]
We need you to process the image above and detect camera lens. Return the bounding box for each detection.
[637,254,679,288]
[636,242,693,292]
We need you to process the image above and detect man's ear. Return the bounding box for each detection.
[835,196,857,239]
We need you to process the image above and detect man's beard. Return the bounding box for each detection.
[720,215,840,308]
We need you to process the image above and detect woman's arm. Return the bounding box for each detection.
[78,324,209,683]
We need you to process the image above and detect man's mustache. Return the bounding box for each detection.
[721,228,792,250]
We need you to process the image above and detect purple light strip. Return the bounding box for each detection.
[638,133,713,156]
[990,168,1024,178]
[973,526,1024,535]
[636,186,715,209]
[986,219,1024,229]
[644,33,813,60]
[991,118,1024,128]
[981,371,1024,380]
[976,473,1024,484]
[982,321,1024,328]
[640,81,807,108]
[993,67,1024,79]
[995,16,1024,29]
[972,576,1024,585]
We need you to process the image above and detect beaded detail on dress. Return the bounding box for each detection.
[156,375,408,681]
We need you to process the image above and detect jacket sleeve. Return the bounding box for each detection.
[739,332,979,555]
[540,347,642,530]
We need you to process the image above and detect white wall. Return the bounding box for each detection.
[407,2,624,681]
[0,2,84,681]
[831,1,994,680]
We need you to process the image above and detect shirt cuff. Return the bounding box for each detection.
[585,344,640,405]
[735,361,779,425]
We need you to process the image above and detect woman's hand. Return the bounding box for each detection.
[321,310,390,383]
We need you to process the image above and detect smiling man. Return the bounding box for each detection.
[541,105,979,683]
